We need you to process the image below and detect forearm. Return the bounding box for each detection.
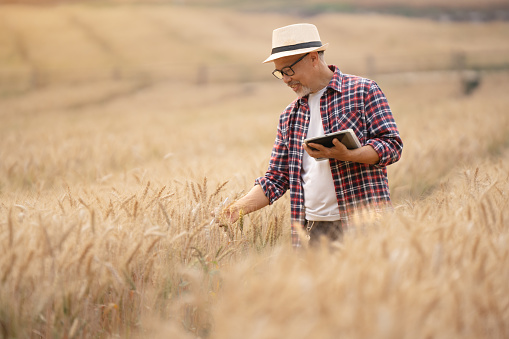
[220,185,270,224]
[231,184,270,215]
[344,145,380,165]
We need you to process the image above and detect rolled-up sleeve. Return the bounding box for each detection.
[364,82,403,167]
[254,120,290,204]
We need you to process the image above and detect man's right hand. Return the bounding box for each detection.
[212,203,240,225]
[210,185,270,226]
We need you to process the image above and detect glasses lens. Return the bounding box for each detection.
[281,67,294,77]
[272,70,283,79]
[272,67,295,80]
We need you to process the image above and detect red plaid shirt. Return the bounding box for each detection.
[255,66,403,247]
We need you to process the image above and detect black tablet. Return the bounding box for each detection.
[304,129,361,151]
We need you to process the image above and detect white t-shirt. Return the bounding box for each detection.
[301,87,340,221]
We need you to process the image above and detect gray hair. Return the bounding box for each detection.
[318,50,326,62]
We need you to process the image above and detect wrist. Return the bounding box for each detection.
[334,148,354,162]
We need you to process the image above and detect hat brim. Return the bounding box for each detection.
[262,43,329,63]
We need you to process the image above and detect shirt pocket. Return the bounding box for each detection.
[332,109,366,145]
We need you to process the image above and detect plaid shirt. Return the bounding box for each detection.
[255,66,403,247]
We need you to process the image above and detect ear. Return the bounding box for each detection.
[309,52,320,66]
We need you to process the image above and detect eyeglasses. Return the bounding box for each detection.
[272,53,309,80]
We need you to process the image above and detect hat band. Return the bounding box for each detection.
[271,41,322,55]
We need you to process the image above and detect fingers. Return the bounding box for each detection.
[224,207,240,224]
[304,142,325,152]
[211,204,239,225]
[304,138,350,160]
[211,197,232,221]
[303,142,327,159]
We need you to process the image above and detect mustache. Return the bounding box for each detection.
[287,81,301,88]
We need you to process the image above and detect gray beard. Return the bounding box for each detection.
[296,85,312,97]
[289,81,313,97]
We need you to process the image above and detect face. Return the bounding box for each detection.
[273,53,313,97]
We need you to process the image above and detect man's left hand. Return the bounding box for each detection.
[303,138,350,161]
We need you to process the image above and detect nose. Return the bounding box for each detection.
[282,74,292,83]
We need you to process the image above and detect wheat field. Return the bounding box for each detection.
[1,2,509,338]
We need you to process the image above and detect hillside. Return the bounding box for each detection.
[1,2,508,97]
[2,0,509,17]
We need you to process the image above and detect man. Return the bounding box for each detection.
[221,23,403,247]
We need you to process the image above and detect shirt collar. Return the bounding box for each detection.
[297,65,342,106]
[328,65,343,93]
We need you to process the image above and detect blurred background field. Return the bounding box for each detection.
[2,0,509,95]
[1,1,509,338]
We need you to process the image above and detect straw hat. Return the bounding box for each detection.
[263,23,329,63]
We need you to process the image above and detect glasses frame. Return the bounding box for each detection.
[272,53,310,80]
